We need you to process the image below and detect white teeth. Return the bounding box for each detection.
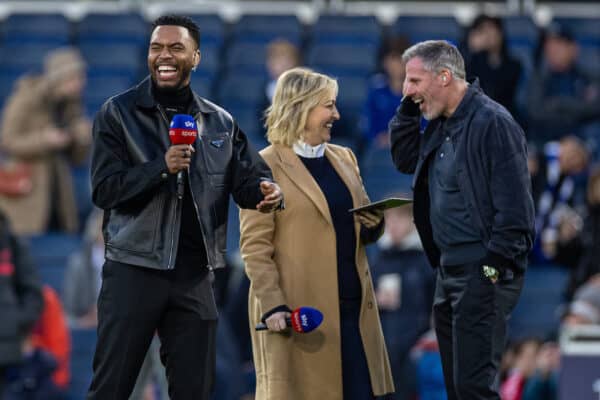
[414,98,423,104]
[325,123,333,128]
[158,66,176,72]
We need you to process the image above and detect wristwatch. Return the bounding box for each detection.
[482,265,499,283]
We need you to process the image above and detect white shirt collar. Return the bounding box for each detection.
[293,139,327,158]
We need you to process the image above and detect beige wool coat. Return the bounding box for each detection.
[240,143,394,400]
[0,76,91,235]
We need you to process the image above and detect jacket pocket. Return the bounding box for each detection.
[106,193,165,254]
[200,133,232,174]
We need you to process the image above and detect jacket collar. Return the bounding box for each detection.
[443,78,481,129]
[134,76,216,115]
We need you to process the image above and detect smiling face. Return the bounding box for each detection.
[303,89,340,146]
[403,57,447,120]
[148,25,200,91]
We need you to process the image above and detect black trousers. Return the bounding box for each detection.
[87,260,217,400]
[433,261,524,400]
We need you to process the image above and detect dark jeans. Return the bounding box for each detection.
[433,261,524,400]
[87,260,217,400]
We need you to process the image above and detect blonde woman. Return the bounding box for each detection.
[240,68,394,400]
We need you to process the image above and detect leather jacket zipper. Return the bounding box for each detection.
[158,105,178,269]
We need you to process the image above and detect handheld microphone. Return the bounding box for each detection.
[255,306,323,333]
[169,114,197,200]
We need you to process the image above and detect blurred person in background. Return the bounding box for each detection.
[240,67,394,400]
[0,47,91,235]
[521,342,560,400]
[63,209,168,399]
[87,15,281,400]
[361,36,410,148]
[527,23,600,148]
[0,210,44,395]
[370,203,435,400]
[529,136,590,264]
[390,40,535,400]
[462,14,523,117]
[562,277,600,326]
[411,326,446,400]
[264,39,300,103]
[553,165,600,300]
[499,338,541,400]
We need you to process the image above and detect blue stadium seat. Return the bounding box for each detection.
[312,15,382,46]
[578,45,600,77]
[225,42,268,74]
[504,15,539,48]
[0,72,20,109]
[553,17,600,46]
[231,14,302,44]
[393,16,461,44]
[197,42,221,79]
[509,264,569,340]
[0,43,63,76]
[189,13,226,47]
[76,13,149,45]
[79,43,144,80]
[189,74,216,100]
[84,75,134,117]
[361,144,412,200]
[226,105,265,144]
[1,13,71,45]
[217,73,265,110]
[67,328,96,400]
[307,43,377,76]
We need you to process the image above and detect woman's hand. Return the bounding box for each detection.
[265,311,291,332]
[356,209,384,228]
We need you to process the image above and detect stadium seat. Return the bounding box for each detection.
[578,45,600,77]
[67,328,97,400]
[231,14,302,45]
[307,43,377,76]
[225,41,268,74]
[196,42,221,79]
[1,13,71,45]
[79,43,144,80]
[504,15,539,48]
[361,144,412,200]
[509,264,569,340]
[0,72,20,109]
[553,17,600,46]
[76,12,149,45]
[189,13,226,47]
[0,43,64,76]
[189,74,216,101]
[226,105,265,145]
[217,73,265,110]
[311,15,382,46]
[393,16,462,44]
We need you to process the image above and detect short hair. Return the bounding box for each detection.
[267,39,300,64]
[152,15,200,48]
[265,68,338,147]
[402,40,466,80]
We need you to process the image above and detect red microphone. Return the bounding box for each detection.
[169,114,197,199]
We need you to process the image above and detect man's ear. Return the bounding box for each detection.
[194,50,201,68]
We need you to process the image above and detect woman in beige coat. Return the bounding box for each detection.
[240,68,394,400]
[0,47,91,235]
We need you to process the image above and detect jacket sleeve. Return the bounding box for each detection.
[229,122,274,210]
[90,101,169,210]
[389,101,422,174]
[481,115,535,268]
[239,207,287,314]
[12,236,44,334]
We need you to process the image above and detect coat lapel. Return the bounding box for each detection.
[325,147,362,210]
[273,145,333,225]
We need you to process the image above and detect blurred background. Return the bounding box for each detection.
[0,0,599,399]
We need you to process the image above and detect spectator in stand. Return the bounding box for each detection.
[0,47,91,235]
[264,39,301,103]
[500,338,541,400]
[411,327,446,400]
[554,165,600,300]
[0,210,44,395]
[522,342,560,400]
[526,23,600,147]
[362,36,410,148]
[371,203,435,400]
[529,136,590,263]
[30,285,70,393]
[562,277,600,326]
[463,14,523,117]
[62,209,168,400]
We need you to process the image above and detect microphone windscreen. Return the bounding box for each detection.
[290,306,323,333]
[169,114,197,145]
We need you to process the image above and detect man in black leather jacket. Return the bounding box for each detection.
[87,16,282,400]
[389,41,534,400]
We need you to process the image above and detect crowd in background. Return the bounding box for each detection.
[0,8,599,400]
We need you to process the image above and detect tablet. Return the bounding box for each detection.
[349,197,413,213]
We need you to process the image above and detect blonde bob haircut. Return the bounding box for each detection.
[265,67,338,147]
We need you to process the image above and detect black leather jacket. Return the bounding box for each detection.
[91,77,273,271]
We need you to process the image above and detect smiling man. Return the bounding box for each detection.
[389,40,535,400]
[87,15,282,400]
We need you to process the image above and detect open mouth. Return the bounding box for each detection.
[157,65,178,80]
